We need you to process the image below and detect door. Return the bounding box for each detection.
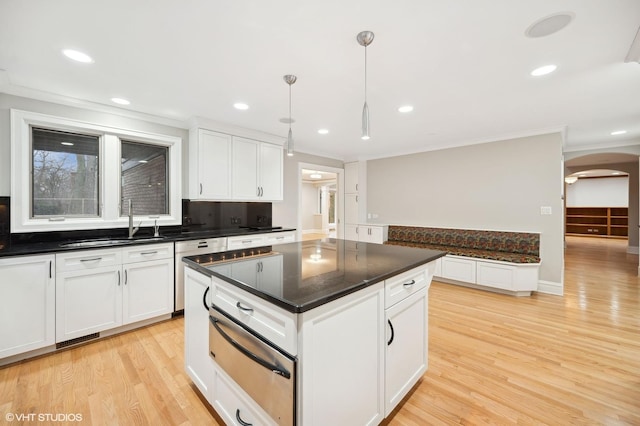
[198,130,232,199]
[232,137,260,200]
[0,255,55,358]
[123,258,173,324]
[56,265,122,342]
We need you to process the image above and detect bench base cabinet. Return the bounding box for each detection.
[435,255,540,296]
[184,262,435,425]
[345,224,389,244]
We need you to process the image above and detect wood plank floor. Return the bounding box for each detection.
[1,236,638,425]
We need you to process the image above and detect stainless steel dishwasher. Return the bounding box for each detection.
[174,237,227,312]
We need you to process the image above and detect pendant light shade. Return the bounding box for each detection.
[357,31,374,140]
[283,74,297,156]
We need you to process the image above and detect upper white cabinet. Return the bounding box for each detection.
[232,137,283,201]
[0,254,55,359]
[188,129,232,200]
[189,127,284,202]
[345,162,359,194]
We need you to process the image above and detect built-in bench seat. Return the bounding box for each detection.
[385,226,541,295]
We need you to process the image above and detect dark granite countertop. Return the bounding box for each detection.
[0,227,296,258]
[183,238,446,313]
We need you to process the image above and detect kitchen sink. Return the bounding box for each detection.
[59,236,167,248]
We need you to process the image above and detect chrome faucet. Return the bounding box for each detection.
[128,199,140,238]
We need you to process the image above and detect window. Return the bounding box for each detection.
[32,128,100,218]
[120,141,168,216]
[11,109,182,233]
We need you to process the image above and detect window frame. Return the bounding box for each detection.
[11,109,182,233]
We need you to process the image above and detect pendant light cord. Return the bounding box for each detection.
[289,83,292,132]
[364,45,368,103]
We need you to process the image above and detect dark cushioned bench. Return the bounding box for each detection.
[384,226,540,264]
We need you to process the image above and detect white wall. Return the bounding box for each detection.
[566,177,628,207]
[367,132,564,293]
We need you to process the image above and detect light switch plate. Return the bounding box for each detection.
[540,206,552,215]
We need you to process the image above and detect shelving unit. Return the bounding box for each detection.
[565,207,628,238]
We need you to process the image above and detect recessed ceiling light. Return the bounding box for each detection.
[310,173,322,179]
[398,105,414,113]
[62,49,94,63]
[234,103,249,110]
[318,129,329,135]
[610,130,627,135]
[530,65,557,76]
[111,97,130,105]
[138,160,148,164]
[525,13,574,38]
[60,142,74,146]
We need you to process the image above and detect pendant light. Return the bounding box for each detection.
[357,31,374,140]
[283,74,297,156]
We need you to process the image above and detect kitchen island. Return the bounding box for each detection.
[183,238,446,425]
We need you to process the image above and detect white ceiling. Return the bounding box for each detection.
[1,1,639,161]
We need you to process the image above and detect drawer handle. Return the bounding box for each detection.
[403,279,416,287]
[236,409,252,426]
[80,257,102,262]
[242,240,252,244]
[387,319,394,346]
[140,251,158,255]
[236,302,254,313]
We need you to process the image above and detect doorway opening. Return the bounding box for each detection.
[301,168,338,240]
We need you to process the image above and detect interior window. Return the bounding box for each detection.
[120,140,169,216]
[31,127,100,218]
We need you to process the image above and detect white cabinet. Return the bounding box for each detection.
[299,282,385,426]
[122,244,174,324]
[441,255,477,283]
[55,243,174,343]
[385,289,428,415]
[188,129,232,200]
[345,162,359,194]
[184,265,215,403]
[232,137,283,201]
[56,248,123,342]
[227,231,296,250]
[227,234,266,250]
[345,224,389,244]
[384,264,430,416]
[345,193,359,224]
[0,254,55,359]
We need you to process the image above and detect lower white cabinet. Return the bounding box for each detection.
[385,288,428,415]
[56,243,174,343]
[184,266,215,403]
[344,224,388,244]
[56,248,123,342]
[441,255,476,283]
[299,282,385,426]
[0,254,55,359]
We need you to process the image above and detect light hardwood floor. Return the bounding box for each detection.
[1,236,638,425]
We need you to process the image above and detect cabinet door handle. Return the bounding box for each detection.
[356,195,358,203]
[236,302,254,313]
[140,251,158,256]
[202,287,210,311]
[80,257,102,263]
[236,409,253,426]
[200,183,203,195]
[403,279,416,287]
[256,187,260,197]
[356,183,358,191]
[49,260,52,279]
[387,319,395,346]
[117,270,121,286]
[124,270,128,285]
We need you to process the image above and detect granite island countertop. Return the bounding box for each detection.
[183,238,446,313]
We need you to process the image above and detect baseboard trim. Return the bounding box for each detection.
[537,280,563,296]
[302,229,326,235]
[627,245,639,254]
